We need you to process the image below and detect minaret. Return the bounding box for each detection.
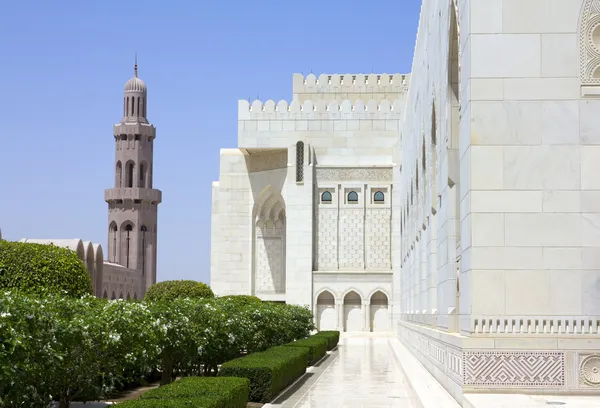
[104,58,162,294]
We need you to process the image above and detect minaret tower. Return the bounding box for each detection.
[104,58,161,294]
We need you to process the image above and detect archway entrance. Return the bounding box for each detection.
[252,186,286,296]
[316,291,336,330]
[343,291,362,332]
[369,291,390,332]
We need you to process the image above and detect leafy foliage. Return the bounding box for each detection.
[0,291,315,407]
[0,241,93,298]
[313,330,340,350]
[216,295,262,308]
[144,280,215,302]
[218,346,309,403]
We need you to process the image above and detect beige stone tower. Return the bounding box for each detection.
[104,59,162,294]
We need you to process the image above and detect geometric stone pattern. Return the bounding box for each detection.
[339,209,364,269]
[316,167,392,182]
[463,351,565,388]
[366,208,391,269]
[316,208,338,270]
[400,323,463,385]
[579,354,600,387]
[579,0,600,85]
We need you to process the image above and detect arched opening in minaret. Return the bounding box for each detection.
[141,225,147,276]
[126,97,130,117]
[120,222,135,268]
[109,222,118,263]
[136,97,140,118]
[140,161,147,188]
[125,161,135,188]
[252,186,286,297]
[116,161,122,188]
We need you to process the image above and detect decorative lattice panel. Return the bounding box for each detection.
[316,209,338,270]
[339,209,364,269]
[366,208,391,269]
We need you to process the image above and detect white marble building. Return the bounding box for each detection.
[212,0,600,401]
[211,73,409,332]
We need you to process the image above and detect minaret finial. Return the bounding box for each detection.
[134,53,138,78]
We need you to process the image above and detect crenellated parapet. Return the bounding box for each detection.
[292,73,410,97]
[238,98,405,121]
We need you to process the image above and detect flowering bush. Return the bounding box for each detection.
[0,291,315,407]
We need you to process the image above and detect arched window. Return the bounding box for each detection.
[127,292,131,301]
[125,224,133,268]
[141,225,147,276]
[137,97,140,117]
[110,223,118,263]
[374,191,385,202]
[103,290,108,299]
[296,141,304,182]
[126,162,134,188]
[116,161,122,188]
[119,292,124,300]
[134,292,138,300]
[347,191,359,203]
[139,163,145,188]
[126,97,130,117]
[111,291,116,300]
[321,191,332,203]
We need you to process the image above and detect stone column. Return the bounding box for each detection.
[336,300,344,332]
[364,301,371,332]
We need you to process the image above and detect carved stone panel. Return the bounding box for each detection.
[580,0,600,85]
[316,167,392,182]
[316,208,338,270]
[339,209,364,269]
[366,208,391,269]
[246,151,287,173]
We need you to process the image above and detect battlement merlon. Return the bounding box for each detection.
[237,98,405,121]
[292,73,411,102]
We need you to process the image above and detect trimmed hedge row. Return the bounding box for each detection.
[117,377,249,408]
[218,345,309,403]
[283,336,328,365]
[313,330,340,350]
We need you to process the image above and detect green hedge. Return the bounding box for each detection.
[218,346,309,403]
[216,295,262,307]
[144,280,215,302]
[283,336,328,365]
[136,377,248,408]
[116,397,222,408]
[0,241,93,297]
[313,330,340,350]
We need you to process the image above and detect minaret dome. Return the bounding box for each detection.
[122,55,148,122]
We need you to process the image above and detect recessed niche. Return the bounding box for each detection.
[593,25,600,49]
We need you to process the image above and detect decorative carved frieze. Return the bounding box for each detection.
[316,167,392,182]
[463,351,565,388]
[580,354,600,387]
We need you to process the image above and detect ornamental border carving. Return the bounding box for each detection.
[579,353,600,387]
[580,0,600,85]
[316,167,393,182]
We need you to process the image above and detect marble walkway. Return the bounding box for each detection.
[265,335,419,408]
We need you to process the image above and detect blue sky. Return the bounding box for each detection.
[0,0,421,284]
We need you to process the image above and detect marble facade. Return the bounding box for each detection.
[211,0,600,402]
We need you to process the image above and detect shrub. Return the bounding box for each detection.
[144,280,214,302]
[313,330,340,350]
[216,294,262,307]
[283,336,328,365]
[0,241,93,297]
[140,377,248,408]
[115,398,222,408]
[219,346,309,403]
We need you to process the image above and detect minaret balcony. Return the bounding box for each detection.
[104,188,162,204]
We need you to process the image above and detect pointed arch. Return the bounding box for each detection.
[139,160,148,188]
[103,289,108,299]
[125,160,135,188]
[111,291,116,300]
[120,221,135,268]
[116,161,123,188]
[109,222,118,263]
